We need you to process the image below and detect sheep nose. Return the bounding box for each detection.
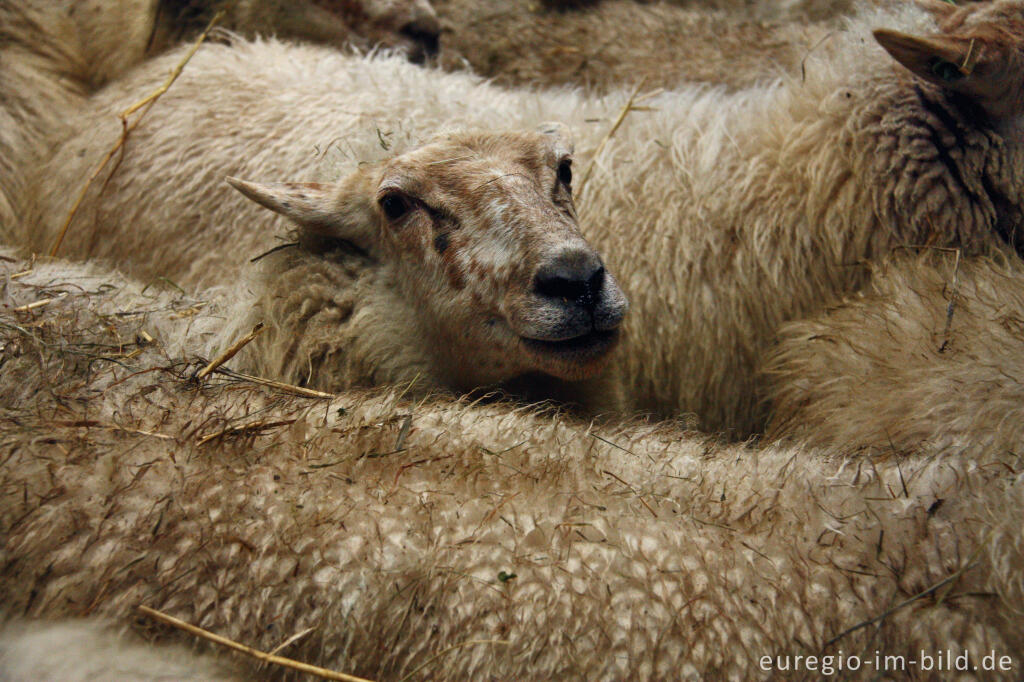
[534,249,606,312]
[401,17,441,62]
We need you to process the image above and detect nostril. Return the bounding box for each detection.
[401,21,441,59]
[534,258,605,311]
[535,274,589,302]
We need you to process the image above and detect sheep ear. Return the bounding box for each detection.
[227,178,336,227]
[227,176,380,253]
[874,30,977,82]
[874,29,1022,118]
[538,121,574,155]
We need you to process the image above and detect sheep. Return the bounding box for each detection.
[764,253,1024,455]
[0,0,439,237]
[592,0,1024,433]
[16,0,1024,435]
[434,0,832,92]
[18,121,631,411]
[1,251,1022,680]
[0,1,88,233]
[13,44,606,287]
[40,0,442,89]
[227,128,630,411]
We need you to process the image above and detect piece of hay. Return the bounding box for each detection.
[137,606,374,682]
[49,11,224,257]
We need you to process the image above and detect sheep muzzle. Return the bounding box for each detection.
[512,247,628,379]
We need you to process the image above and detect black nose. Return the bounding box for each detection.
[534,249,605,311]
[401,20,440,63]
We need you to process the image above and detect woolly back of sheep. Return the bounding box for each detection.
[765,253,1024,455]
[2,252,1022,679]
[0,0,439,245]
[0,1,88,233]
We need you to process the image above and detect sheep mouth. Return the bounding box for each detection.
[521,328,620,362]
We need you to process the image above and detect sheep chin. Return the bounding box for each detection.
[519,328,621,381]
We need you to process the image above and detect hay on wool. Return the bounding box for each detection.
[50,12,223,257]
[137,605,373,682]
[197,322,265,380]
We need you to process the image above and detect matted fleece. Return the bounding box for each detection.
[1,252,1021,680]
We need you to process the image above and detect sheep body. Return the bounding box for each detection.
[0,252,1021,680]
[589,0,1024,432]
[0,0,438,237]
[765,254,1024,454]
[17,1,1024,433]
[0,1,87,232]
[30,0,441,89]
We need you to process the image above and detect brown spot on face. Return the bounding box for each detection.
[434,233,449,254]
[443,249,465,290]
[467,259,488,278]
[438,232,466,270]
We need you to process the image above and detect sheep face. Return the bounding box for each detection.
[301,0,442,63]
[356,0,441,62]
[229,128,628,389]
[875,0,1024,121]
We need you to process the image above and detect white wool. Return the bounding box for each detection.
[766,254,1024,456]
[0,621,240,682]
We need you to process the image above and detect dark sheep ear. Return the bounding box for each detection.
[227,175,380,255]
[874,29,1024,119]
[874,30,977,82]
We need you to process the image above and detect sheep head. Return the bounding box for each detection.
[354,0,441,62]
[874,0,1024,120]
[304,0,441,63]
[163,1,441,64]
[227,127,628,391]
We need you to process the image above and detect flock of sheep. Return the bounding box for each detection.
[2,0,1024,679]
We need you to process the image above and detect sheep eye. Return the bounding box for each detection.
[380,193,411,220]
[930,58,964,83]
[557,159,573,187]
